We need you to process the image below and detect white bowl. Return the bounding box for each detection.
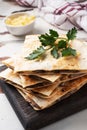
[4,12,35,36]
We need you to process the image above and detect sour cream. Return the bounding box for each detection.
[5,15,35,26]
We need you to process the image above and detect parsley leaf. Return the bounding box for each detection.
[67,27,77,41]
[58,40,67,49]
[39,29,59,47]
[25,46,45,60]
[51,47,59,59]
[25,27,77,60]
[62,47,77,57]
[49,29,59,38]
[39,34,55,46]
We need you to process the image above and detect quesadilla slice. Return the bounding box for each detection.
[0,68,50,88]
[17,89,27,100]
[2,57,87,84]
[17,89,41,110]
[25,75,87,110]
[33,73,87,83]
[31,73,87,97]
[3,57,86,75]
[0,68,86,97]
[19,74,51,88]
[2,35,87,73]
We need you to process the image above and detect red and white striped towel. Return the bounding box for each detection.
[16,0,87,31]
[16,0,38,7]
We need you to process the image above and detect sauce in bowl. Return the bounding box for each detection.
[5,14,35,26]
[5,13,36,36]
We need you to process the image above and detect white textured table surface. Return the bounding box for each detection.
[0,93,87,130]
[0,0,87,130]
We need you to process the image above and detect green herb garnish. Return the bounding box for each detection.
[62,47,77,57]
[67,27,77,41]
[57,40,67,49]
[39,29,58,47]
[25,46,45,60]
[25,27,77,60]
[51,47,59,59]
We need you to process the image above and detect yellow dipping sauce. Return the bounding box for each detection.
[5,15,35,26]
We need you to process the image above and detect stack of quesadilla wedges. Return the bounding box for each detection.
[0,35,87,110]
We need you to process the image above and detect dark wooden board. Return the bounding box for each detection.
[0,66,87,130]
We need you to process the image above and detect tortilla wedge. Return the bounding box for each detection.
[1,34,87,111]
[24,75,87,110]
[2,57,87,84]
[0,68,87,97]
[2,35,87,74]
[0,68,49,88]
[31,73,87,97]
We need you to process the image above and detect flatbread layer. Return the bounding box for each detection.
[32,73,87,96]
[2,57,87,83]
[0,68,86,96]
[2,35,87,73]
[24,75,87,110]
[0,68,49,88]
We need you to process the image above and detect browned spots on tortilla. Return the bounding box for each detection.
[26,96,41,110]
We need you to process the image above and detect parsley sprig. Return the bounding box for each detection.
[25,46,45,60]
[25,27,77,60]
